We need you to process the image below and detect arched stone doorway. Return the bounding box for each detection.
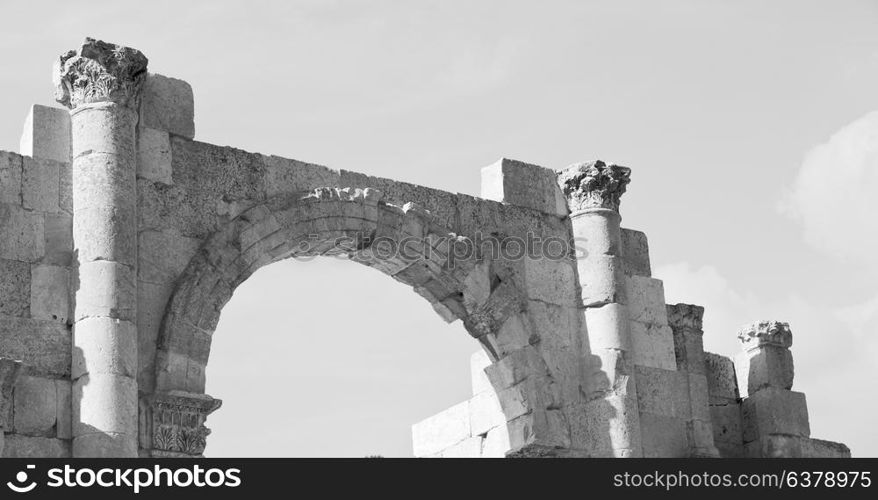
[142,187,575,457]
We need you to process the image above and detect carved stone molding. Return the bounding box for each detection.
[0,358,23,430]
[140,391,222,457]
[557,160,631,213]
[737,320,793,351]
[53,37,149,110]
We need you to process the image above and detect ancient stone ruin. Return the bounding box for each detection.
[0,38,850,458]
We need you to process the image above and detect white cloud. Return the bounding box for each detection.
[655,262,878,456]
[780,111,878,272]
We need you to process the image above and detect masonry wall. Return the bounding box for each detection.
[412,220,851,458]
[0,105,74,457]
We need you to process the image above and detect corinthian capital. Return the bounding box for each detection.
[53,38,149,110]
[142,391,221,457]
[737,320,793,351]
[557,160,631,213]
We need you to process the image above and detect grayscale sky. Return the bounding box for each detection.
[1,0,876,457]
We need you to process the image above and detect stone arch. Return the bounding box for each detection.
[144,186,565,456]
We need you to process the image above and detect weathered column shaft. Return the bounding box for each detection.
[55,38,148,457]
[559,161,643,457]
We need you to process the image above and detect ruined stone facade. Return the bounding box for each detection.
[0,39,850,458]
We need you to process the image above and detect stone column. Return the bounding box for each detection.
[54,38,148,457]
[735,321,810,457]
[558,160,642,457]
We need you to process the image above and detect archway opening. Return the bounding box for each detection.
[203,247,480,456]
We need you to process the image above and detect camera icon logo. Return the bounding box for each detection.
[6,464,37,493]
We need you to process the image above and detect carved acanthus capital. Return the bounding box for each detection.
[141,391,221,457]
[737,321,793,351]
[0,358,23,430]
[557,160,631,213]
[53,38,149,110]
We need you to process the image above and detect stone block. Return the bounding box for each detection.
[19,104,71,163]
[570,209,620,256]
[22,157,61,213]
[137,127,172,183]
[72,317,138,379]
[716,441,744,458]
[138,229,202,284]
[0,259,30,317]
[640,412,688,457]
[30,264,70,322]
[630,321,677,370]
[741,387,809,443]
[470,349,493,396]
[576,254,626,307]
[570,393,641,457]
[456,193,566,249]
[2,435,70,458]
[73,431,136,457]
[666,302,704,331]
[439,436,483,458]
[800,437,851,458]
[482,425,511,457]
[523,257,578,306]
[411,400,471,457]
[0,316,70,377]
[735,346,793,398]
[620,228,651,277]
[69,104,136,159]
[625,275,669,325]
[480,158,568,216]
[484,345,541,390]
[525,300,580,349]
[73,373,138,437]
[743,434,811,458]
[72,204,137,265]
[43,213,72,266]
[74,260,136,321]
[506,408,571,452]
[0,204,45,262]
[469,390,504,436]
[140,74,195,138]
[635,365,690,419]
[487,311,530,357]
[710,403,743,446]
[704,351,738,403]
[13,375,57,436]
[0,152,22,204]
[495,382,532,421]
[584,303,631,351]
[55,379,71,439]
[262,155,341,199]
[590,354,629,400]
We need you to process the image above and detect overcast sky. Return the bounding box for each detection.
[0,0,875,457]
